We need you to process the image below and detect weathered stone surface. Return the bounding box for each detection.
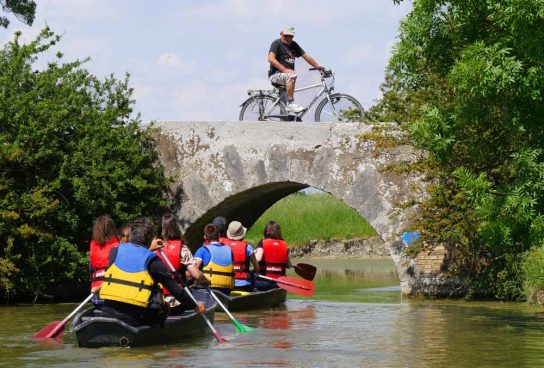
[289,237,389,258]
[152,121,434,296]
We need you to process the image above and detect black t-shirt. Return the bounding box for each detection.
[268,39,305,77]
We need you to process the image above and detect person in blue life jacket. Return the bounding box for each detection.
[193,224,235,295]
[268,25,322,113]
[224,221,260,292]
[97,217,206,327]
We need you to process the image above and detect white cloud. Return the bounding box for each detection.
[39,0,118,21]
[157,52,196,75]
[133,84,161,100]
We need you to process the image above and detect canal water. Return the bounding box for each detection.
[2,259,544,367]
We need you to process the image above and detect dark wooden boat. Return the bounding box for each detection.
[212,288,287,312]
[70,289,216,348]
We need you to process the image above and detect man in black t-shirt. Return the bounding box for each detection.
[268,25,321,113]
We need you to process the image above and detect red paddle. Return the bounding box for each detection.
[293,263,317,281]
[33,293,94,339]
[257,275,315,297]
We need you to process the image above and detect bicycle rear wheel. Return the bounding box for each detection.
[314,93,364,123]
[239,95,287,121]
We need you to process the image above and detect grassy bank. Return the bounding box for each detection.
[246,193,376,247]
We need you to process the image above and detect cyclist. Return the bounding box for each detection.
[268,25,322,113]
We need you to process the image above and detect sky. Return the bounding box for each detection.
[1,0,412,123]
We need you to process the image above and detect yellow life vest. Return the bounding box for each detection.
[202,243,235,289]
[99,243,161,308]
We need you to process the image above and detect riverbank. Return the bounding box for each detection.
[289,236,388,259]
[246,193,376,246]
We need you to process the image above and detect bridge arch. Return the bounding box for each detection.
[153,121,427,295]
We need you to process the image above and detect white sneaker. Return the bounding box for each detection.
[286,103,305,113]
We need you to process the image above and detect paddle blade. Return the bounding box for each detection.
[213,330,228,343]
[294,263,317,281]
[32,321,64,339]
[276,276,315,297]
[234,320,255,333]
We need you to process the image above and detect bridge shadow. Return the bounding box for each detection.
[183,182,308,249]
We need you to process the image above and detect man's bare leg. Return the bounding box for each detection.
[286,78,295,102]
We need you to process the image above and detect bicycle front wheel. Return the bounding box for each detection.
[315,93,364,123]
[239,95,286,121]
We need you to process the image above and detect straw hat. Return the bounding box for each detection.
[227,221,247,240]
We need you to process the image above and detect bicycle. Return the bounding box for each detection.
[239,68,364,123]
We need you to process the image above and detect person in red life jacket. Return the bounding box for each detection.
[117,223,131,244]
[98,217,206,327]
[194,224,235,295]
[89,215,120,307]
[225,221,260,292]
[254,221,292,291]
[155,212,209,310]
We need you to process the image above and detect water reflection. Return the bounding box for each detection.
[3,259,544,367]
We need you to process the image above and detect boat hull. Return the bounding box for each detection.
[212,288,287,312]
[70,289,216,348]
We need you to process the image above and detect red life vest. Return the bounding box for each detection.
[156,239,186,295]
[226,239,250,280]
[90,237,119,288]
[259,238,288,279]
[219,236,229,245]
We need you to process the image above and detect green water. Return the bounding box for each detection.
[2,258,544,367]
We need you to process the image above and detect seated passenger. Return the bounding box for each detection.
[99,217,205,326]
[254,221,291,291]
[194,224,235,295]
[224,221,260,292]
[155,212,209,310]
[213,216,229,244]
[89,215,119,308]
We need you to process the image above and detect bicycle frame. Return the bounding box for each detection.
[248,73,335,120]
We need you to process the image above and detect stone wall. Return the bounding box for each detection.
[152,121,460,297]
[289,236,389,258]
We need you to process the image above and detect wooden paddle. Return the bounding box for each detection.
[293,263,317,281]
[257,275,315,297]
[206,287,254,333]
[33,293,94,339]
[158,249,227,343]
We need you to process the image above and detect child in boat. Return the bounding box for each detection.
[89,215,119,307]
[254,221,292,291]
[117,223,131,243]
[155,212,208,309]
[193,224,235,295]
[224,221,260,292]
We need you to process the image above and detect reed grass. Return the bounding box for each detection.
[246,193,376,247]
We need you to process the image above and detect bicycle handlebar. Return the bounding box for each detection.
[309,67,332,78]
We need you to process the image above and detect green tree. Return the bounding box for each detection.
[387,0,544,299]
[1,0,36,28]
[0,28,170,299]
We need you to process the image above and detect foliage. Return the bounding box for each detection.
[522,246,544,305]
[0,28,170,298]
[0,0,36,28]
[245,193,376,247]
[385,0,544,300]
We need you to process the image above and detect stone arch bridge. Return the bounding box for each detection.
[153,121,443,296]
